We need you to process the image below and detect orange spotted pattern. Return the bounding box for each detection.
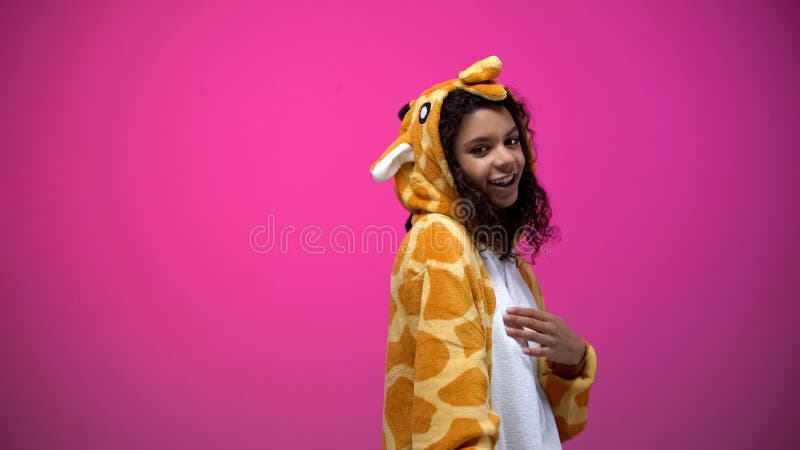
[383,214,500,449]
[381,214,597,449]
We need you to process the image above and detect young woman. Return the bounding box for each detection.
[371,56,597,450]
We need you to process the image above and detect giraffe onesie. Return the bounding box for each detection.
[370,56,598,450]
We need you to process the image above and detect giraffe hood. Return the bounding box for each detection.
[370,56,534,223]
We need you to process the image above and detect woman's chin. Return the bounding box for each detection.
[490,193,519,209]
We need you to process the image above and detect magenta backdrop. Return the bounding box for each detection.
[2,0,798,449]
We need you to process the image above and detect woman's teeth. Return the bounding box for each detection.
[489,174,514,186]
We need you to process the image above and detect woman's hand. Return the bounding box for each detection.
[503,307,586,366]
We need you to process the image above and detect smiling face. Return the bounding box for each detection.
[454,106,526,209]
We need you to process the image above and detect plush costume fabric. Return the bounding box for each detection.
[371,56,597,450]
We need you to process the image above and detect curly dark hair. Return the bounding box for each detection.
[435,88,559,265]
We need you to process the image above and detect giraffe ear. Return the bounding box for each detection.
[370,141,414,182]
[397,102,411,121]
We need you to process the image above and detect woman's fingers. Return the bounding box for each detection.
[504,326,553,346]
[502,312,553,335]
[522,346,549,357]
[506,306,554,320]
[503,307,585,365]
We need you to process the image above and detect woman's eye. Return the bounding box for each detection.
[471,145,489,155]
[506,137,520,146]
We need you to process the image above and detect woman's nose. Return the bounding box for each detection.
[493,145,517,170]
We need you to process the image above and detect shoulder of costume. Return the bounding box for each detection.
[402,213,479,265]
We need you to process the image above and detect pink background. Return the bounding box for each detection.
[2,1,798,448]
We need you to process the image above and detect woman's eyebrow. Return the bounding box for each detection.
[464,127,519,146]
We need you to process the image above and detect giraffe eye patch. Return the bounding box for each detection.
[419,102,431,124]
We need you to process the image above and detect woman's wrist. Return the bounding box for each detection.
[549,342,587,379]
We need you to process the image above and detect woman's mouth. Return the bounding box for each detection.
[489,174,515,187]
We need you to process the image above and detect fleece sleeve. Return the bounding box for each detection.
[403,217,500,449]
[516,258,598,443]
